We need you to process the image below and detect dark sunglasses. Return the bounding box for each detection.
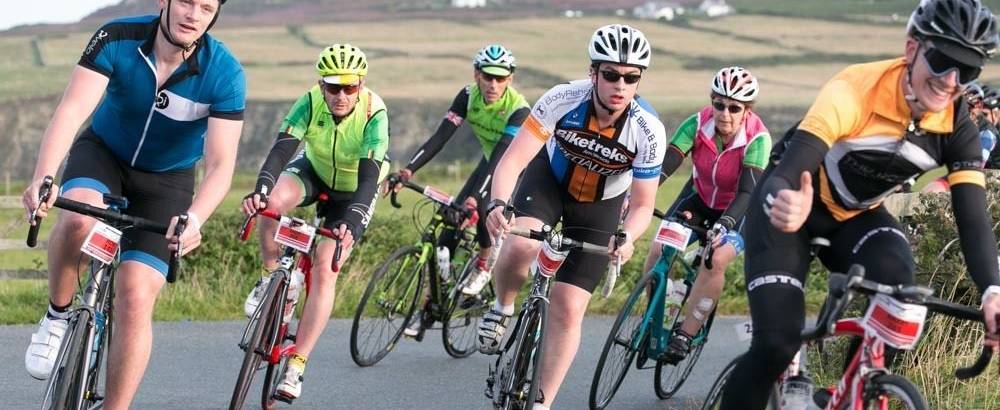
[322,82,360,95]
[712,100,745,114]
[921,46,981,85]
[599,70,642,84]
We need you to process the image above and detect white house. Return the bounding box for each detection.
[452,0,486,8]
[633,1,684,21]
[699,0,734,18]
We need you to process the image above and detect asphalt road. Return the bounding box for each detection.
[0,316,751,409]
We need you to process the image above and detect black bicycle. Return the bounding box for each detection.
[350,175,494,366]
[27,176,184,410]
[485,214,623,410]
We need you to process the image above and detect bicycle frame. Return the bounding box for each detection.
[640,244,702,360]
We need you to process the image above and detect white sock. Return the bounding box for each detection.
[532,403,550,410]
[47,304,71,320]
[493,301,515,316]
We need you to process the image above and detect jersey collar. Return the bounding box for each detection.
[875,58,954,134]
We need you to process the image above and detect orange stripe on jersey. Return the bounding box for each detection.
[523,115,551,142]
[947,170,986,187]
[588,117,617,138]
[568,166,599,202]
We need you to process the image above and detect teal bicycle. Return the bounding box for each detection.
[589,209,719,409]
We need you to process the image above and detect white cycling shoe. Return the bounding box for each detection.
[25,315,69,380]
[244,276,271,318]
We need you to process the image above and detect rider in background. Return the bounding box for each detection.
[643,67,771,363]
[482,24,667,409]
[394,45,530,338]
[720,1,1000,408]
[21,1,244,408]
[922,81,999,192]
[241,44,389,401]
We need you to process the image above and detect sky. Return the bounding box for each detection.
[0,0,121,31]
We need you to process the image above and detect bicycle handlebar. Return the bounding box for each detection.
[26,176,54,247]
[239,209,344,270]
[387,173,474,217]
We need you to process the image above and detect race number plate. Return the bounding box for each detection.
[81,222,122,265]
[654,220,692,251]
[734,320,754,342]
[423,186,454,206]
[274,216,316,253]
[862,294,927,350]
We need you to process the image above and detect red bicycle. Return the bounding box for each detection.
[702,263,997,410]
[228,199,341,410]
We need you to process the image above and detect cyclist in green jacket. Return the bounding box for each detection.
[241,44,389,401]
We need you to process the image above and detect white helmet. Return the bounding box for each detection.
[711,66,759,102]
[588,24,652,69]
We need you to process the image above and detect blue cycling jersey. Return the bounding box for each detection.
[78,15,246,172]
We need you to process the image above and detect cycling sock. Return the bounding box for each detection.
[531,403,550,410]
[476,256,489,271]
[288,353,308,371]
[47,302,71,320]
[493,301,514,316]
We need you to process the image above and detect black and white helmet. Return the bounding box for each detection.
[473,44,517,76]
[588,24,652,69]
[907,0,999,58]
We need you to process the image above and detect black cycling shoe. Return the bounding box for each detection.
[659,330,693,365]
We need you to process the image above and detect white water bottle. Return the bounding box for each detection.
[781,374,815,410]
[664,279,687,328]
[284,268,305,323]
[436,246,451,280]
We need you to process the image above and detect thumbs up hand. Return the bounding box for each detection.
[767,171,814,233]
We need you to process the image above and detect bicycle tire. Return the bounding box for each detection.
[495,299,547,410]
[41,309,91,410]
[700,353,781,410]
[863,374,928,410]
[229,272,285,410]
[350,245,425,367]
[442,255,494,358]
[654,308,717,399]
[589,272,655,409]
[261,346,289,410]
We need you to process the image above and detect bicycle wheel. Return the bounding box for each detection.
[41,309,91,410]
[494,299,547,410]
[654,309,716,399]
[589,272,655,409]
[700,353,781,410]
[442,256,494,358]
[261,344,289,410]
[863,374,928,410]
[229,272,286,410]
[350,245,426,367]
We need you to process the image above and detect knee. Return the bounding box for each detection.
[115,289,156,320]
[548,300,585,329]
[748,328,801,374]
[57,212,93,237]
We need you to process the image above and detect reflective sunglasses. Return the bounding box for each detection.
[712,100,745,114]
[322,82,361,95]
[921,46,981,85]
[599,70,642,84]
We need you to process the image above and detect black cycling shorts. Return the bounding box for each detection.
[281,154,368,237]
[511,153,624,293]
[61,129,194,276]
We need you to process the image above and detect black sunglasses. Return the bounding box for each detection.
[712,100,745,114]
[599,70,642,84]
[921,46,981,85]
[322,82,360,95]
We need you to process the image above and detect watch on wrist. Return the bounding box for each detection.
[487,198,508,213]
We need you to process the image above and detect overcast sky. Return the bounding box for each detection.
[0,0,121,31]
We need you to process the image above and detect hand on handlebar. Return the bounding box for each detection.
[983,294,1000,350]
[23,176,58,222]
[241,192,268,216]
[486,205,513,239]
[167,212,201,257]
[708,223,728,249]
[390,169,413,194]
[609,230,634,263]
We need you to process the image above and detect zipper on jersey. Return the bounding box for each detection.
[132,47,159,166]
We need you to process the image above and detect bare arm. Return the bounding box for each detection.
[490,131,545,205]
[189,117,242,221]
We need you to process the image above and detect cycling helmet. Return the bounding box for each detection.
[983,85,1000,109]
[474,44,517,76]
[965,82,985,104]
[317,44,368,84]
[711,66,759,103]
[907,0,999,61]
[588,24,651,69]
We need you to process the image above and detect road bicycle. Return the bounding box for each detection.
[701,263,997,410]
[485,214,623,410]
[229,198,341,409]
[350,174,493,366]
[28,176,185,410]
[589,209,720,409]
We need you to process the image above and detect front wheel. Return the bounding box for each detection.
[350,245,426,367]
[701,353,781,410]
[41,309,91,410]
[863,374,928,410]
[589,272,655,409]
[443,255,494,358]
[493,299,547,410]
[229,272,285,410]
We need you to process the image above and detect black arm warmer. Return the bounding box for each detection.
[255,132,301,194]
[759,130,828,212]
[328,158,382,238]
[719,167,763,229]
[406,119,459,172]
[950,182,1000,292]
[659,145,686,185]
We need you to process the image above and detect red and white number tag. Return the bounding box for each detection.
[654,220,692,251]
[81,222,122,265]
[274,216,316,253]
[423,186,454,206]
[533,240,570,278]
[862,294,927,350]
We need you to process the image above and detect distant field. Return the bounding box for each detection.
[2,14,996,109]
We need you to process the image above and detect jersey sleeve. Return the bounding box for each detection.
[210,64,246,120]
[742,132,773,169]
[502,107,530,139]
[445,87,469,126]
[945,104,987,188]
[361,109,390,161]
[797,78,862,147]
[77,23,119,77]
[669,114,699,154]
[632,115,668,180]
[522,84,572,142]
[277,91,314,140]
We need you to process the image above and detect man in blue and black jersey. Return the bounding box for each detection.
[20,0,245,407]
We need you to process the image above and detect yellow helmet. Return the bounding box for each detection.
[316,44,368,84]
